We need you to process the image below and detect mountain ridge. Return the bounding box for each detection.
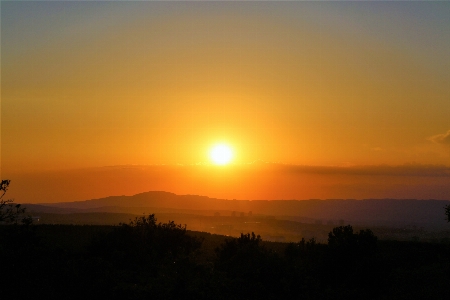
[26,191,450,228]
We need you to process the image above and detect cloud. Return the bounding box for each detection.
[256,162,450,177]
[428,130,450,145]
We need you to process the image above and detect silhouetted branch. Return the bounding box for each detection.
[0,180,31,224]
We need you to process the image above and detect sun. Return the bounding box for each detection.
[210,144,233,165]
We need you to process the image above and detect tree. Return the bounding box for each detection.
[87,214,203,299]
[0,180,31,224]
[214,232,286,299]
[215,232,262,263]
[90,214,201,267]
[445,204,450,222]
[328,225,377,257]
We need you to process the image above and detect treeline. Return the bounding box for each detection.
[0,216,449,300]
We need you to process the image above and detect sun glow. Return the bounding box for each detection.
[210,144,233,165]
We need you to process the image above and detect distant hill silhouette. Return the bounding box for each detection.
[25,191,450,229]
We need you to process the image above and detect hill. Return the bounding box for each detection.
[27,191,450,229]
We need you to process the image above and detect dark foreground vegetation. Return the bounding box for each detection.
[1,215,449,300]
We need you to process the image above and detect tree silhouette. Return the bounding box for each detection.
[445,204,450,222]
[91,214,201,265]
[215,232,262,264]
[0,180,31,224]
[214,232,287,299]
[328,225,377,255]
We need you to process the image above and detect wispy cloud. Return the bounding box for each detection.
[429,130,450,145]
[249,162,450,177]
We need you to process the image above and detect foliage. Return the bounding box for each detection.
[88,214,204,299]
[1,219,449,300]
[324,225,382,298]
[215,232,262,263]
[285,237,325,266]
[328,225,378,256]
[445,204,450,222]
[214,232,288,299]
[0,179,32,225]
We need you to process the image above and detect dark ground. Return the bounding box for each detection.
[1,220,449,300]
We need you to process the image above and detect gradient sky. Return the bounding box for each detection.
[2,1,450,201]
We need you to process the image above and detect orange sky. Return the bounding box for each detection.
[2,2,450,202]
[4,164,450,204]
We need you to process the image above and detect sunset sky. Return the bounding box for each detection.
[2,1,450,202]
